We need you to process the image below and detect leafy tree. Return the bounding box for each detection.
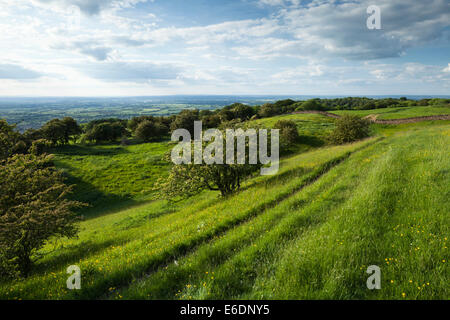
[128,115,156,132]
[272,99,297,113]
[230,103,256,120]
[0,154,86,277]
[170,109,200,136]
[201,114,222,129]
[41,118,81,146]
[155,130,262,199]
[274,120,299,149]
[29,139,52,156]
[258,103,276,118]
[296,99,324,111]
[328,115,370,144]
[0,120,25,160]
[85,122,127,144]
[61,117,82,143]
[135,120,168,142]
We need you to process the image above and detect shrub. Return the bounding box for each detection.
[274,120,299,149]
[328,115,370,144]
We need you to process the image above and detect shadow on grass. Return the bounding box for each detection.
[58,164,150,220]
[299,134,326,147]
[32,238,120,276]
[51,144,130,156]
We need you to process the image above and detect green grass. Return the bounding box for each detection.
[250,113,336,152]
[52,142,172,217]
[331,105,450,119]
[1,109,448,300]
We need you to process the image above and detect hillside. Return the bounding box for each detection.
[0,110,448,300]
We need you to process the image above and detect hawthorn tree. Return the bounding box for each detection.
[155,129,263,199]
[0,154,86,277]
[328,115,370,144]
[135,120,168,142]
[170,109,200,136]
[273,120,299,150]
[0,120,25,160]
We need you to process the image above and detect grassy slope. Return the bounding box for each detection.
[52,142,172,217]
[331,105,450,119]
[1,111,448,300]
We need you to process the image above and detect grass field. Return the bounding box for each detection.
[0,110,448,300]
[52,142,172,217]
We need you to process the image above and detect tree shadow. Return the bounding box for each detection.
[51,144,130,156]
[31,238,120,275]
[58,164,149,219]
[299,134,326,147]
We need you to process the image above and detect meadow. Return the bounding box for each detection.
[52,142,172,217]
[0,109,448,300]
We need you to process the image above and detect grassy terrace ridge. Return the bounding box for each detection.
[0,138,377,299]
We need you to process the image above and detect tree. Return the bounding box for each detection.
[274,120,299,150]
[0,120,25,160]
[201,114,222,129]
[295,99,324,111]
[128,115,156,132]
[170,109,200,136]
[85,122,127,144]
[328,115,370,144]
[41,118,82,146]
[41,119,67,146]
[155,130,262,199]
[29,139,52,156]
[61,117,82,143]
[258,103,276,118]
[0,154,86,277]
[230,103,256,120]
[135,120,168,142]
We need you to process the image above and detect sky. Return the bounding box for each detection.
[0,0,449,96]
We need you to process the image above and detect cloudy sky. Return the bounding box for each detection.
[0,0,449,96]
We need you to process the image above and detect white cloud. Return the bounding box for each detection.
[443,63,450,73]
[277,0,450,60]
